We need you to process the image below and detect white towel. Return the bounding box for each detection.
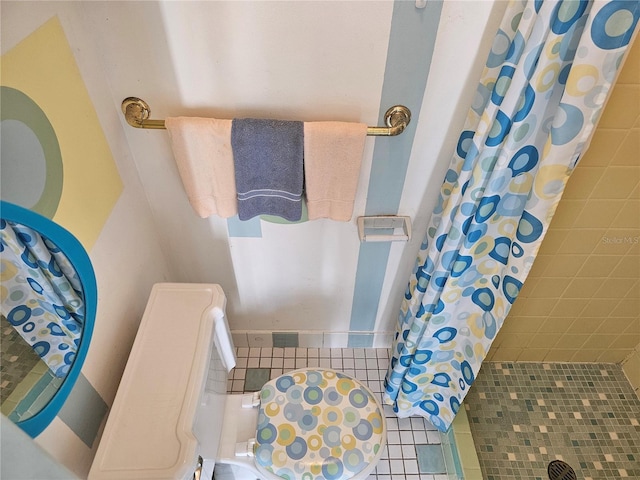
[304,121,367,221]
[165,117,237,218]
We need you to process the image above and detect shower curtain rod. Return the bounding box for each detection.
[121,97,412,136]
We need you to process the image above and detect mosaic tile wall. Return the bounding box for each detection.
[465,362,640,480]
[228,347,452,480]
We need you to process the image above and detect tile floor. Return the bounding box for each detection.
[1,314,60,421]
[465,362,640,480]
[1,314,42,403]
[228,347,451,480]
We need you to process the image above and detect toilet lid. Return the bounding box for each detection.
[254,368,386,480]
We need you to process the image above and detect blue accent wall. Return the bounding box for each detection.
[59,373,108,448]
[227,215,262,237]
[348,0,443,346]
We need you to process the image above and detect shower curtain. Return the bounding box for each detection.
[383,0,639,432]
[1,220,85,377]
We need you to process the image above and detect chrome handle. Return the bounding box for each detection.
[193,456,203,480]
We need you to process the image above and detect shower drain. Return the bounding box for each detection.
[548,460,577,480]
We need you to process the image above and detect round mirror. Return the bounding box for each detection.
[0,201,96,437]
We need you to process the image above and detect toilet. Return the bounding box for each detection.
[89,283,386,480]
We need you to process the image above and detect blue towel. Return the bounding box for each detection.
[231,118,304,221]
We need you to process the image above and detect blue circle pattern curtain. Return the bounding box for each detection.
[383,0,640,432]
[1,219,85,378]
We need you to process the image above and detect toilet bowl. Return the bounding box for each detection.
[217,367,385,480]
[89,284,386,480]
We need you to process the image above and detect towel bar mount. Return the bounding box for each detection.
[121,97,411,137]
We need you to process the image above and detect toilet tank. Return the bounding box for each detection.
[89,283,236,480]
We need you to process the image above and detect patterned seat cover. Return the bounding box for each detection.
[254,368,386,480]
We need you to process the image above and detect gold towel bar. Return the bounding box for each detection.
[121,97,411,137]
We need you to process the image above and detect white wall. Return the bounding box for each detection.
[82,1,391,333]
[83,0,503,338]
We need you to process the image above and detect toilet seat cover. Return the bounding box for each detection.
[254,368,386,480]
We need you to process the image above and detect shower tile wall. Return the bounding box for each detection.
[622,343,640,396]
[466,362,640,480]
[488,37,640,364]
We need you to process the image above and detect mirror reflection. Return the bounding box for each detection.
[1,216,85,424]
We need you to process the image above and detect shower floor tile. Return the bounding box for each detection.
[228,347,450,480]
[465,362,640,480]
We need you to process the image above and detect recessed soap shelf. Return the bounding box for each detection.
[357,216,411,242]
